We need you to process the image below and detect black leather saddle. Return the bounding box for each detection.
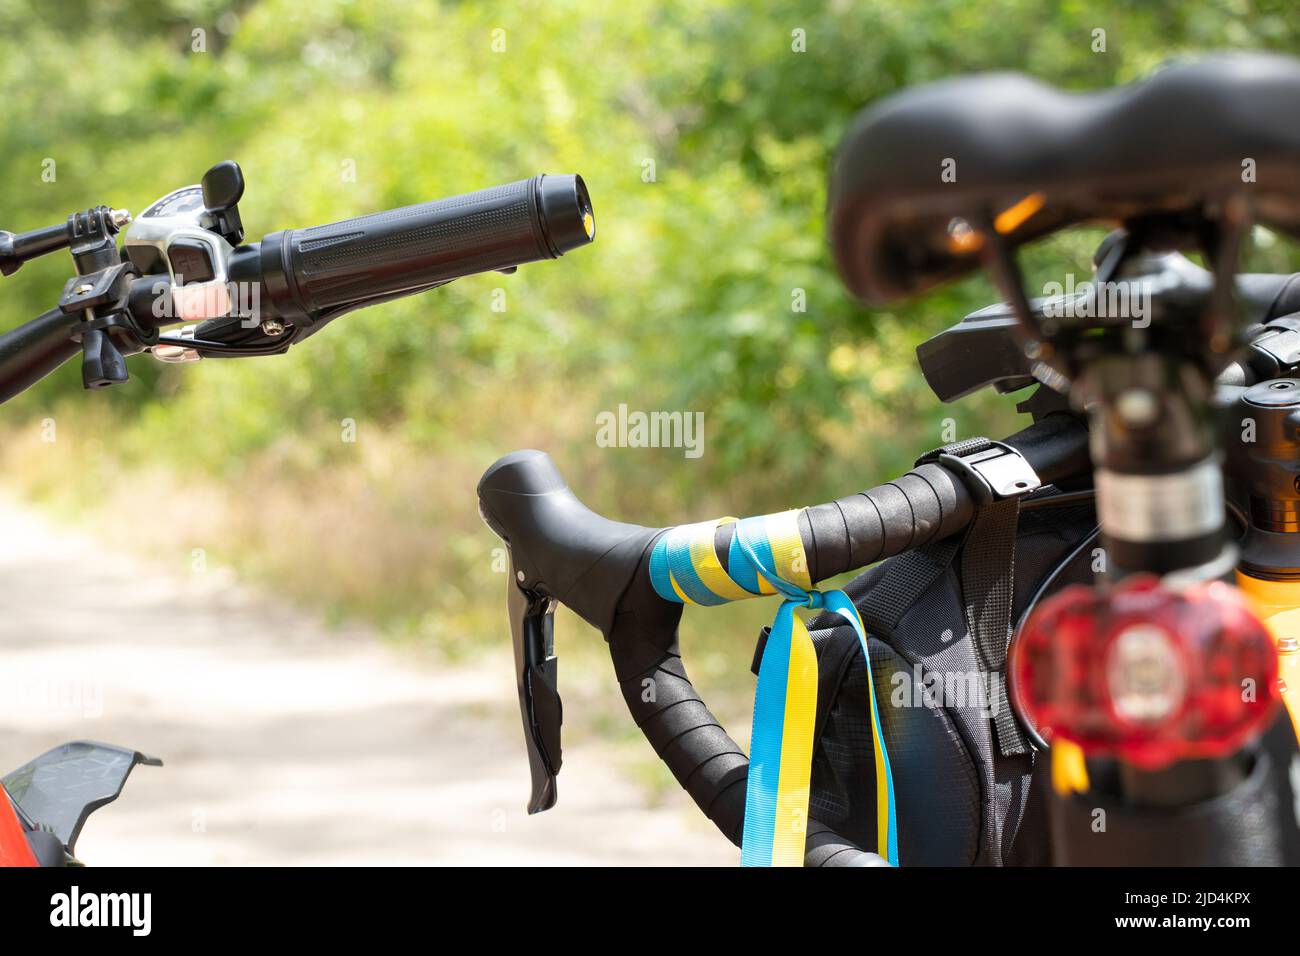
[830,54,1300,304]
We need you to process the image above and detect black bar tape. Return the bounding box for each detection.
[807,461,973,581]
[806,820,891,866]
[609,632,749,845]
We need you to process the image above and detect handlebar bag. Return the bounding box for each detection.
[754,497,1097,865]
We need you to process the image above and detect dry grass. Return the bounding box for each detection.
[0,382,767,796]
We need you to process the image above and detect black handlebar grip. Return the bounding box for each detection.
[261,174,594,320]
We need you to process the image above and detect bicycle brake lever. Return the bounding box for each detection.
[479,449,657,815]
[507,568,562,814]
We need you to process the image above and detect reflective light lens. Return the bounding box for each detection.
[1106,623,1186,724]
[1011,576,1279,769]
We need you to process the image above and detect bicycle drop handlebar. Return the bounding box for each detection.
[477,412,1090,860]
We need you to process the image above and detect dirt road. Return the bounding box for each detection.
[0,499,732,866]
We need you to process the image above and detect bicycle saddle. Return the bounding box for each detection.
[830,53,1300,305]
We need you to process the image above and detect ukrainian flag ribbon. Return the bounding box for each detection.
[649,510,898,867]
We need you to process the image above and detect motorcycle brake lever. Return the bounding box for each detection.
[507,568,562,814]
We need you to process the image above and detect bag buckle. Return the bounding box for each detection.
[929,440,1041,505]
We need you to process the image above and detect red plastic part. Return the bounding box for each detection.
[1011,575,1280,769]
[0,791,36,867]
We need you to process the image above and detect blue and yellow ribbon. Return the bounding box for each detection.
[649,510,898,867]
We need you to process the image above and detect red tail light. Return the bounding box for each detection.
[1011,576,1280,769]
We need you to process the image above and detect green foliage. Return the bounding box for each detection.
[2,0,1299,602]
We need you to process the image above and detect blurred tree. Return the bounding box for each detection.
[0,0,1297,514]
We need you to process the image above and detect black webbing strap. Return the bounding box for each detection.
[959,497,1030,756]
[919,437,1032,757]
